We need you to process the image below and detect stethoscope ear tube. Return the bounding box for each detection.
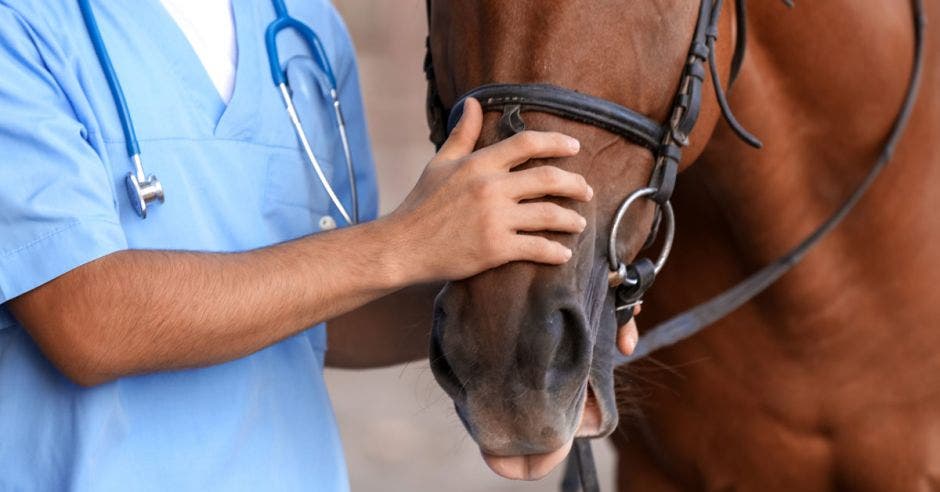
[277,83,355,225]
[331,90,359,224]
[266,9,359,225]
[265,17,337,89]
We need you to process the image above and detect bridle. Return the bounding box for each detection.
[423,0,926,490]
[426,0,767,327]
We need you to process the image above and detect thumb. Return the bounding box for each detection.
[617,305,642,356]
[617,319,639,356]
[435,97,483,162]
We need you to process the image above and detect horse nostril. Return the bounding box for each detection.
[550,308,587,374]
[550,309,582,369]
[520,308,589,391]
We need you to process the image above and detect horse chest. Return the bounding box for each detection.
[617,336,940,491]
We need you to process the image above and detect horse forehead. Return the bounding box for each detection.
[436,0,698,109]
[446,1,695,49]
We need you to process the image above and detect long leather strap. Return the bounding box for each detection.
[559,438,600,492]
[728,0,748,87]
[616,0,926,365]
[707,0,763,148]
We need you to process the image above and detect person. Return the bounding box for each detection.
[0,0,639,489]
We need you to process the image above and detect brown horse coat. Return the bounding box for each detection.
[426,1,940,489]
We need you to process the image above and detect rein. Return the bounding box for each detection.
[423,0,926,490]
[616,0,926,364]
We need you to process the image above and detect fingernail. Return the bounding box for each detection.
[567,137,580,152]
[456,98,474,125]
[586,185,594,200]
[579,216,587,230]
[564,248,573,260]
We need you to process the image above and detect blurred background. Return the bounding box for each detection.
[326,1,617,490]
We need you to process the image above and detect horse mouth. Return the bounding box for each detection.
[576,383,605,438]
[481,440,574,481]
[479,383,604,481]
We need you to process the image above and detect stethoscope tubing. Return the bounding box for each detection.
[77,0,141,170]
[264,10,359,224]
[79,0,360,224]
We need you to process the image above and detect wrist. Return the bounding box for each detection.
[364,213,426,290]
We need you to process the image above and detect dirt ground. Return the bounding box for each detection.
[324,2,617,491]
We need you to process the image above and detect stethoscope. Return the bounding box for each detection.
[77,0,360,225]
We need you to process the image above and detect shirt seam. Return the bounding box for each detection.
[0,218,120,260]
[98,135,303,152]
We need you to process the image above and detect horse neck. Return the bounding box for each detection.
[652,0,940,340]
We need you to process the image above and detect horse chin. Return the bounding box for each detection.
[479,382,611,481]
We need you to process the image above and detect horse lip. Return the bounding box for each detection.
[475,381,605,481]
[480,439,575,481]
[579,371,623,439]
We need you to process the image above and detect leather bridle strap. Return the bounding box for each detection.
[445,84,665,151]
[423,0,449,149]
[616,0,927,365]
[560,440,600,492]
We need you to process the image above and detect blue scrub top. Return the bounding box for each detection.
[0,0,379,490]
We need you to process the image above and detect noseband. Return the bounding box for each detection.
[424,0,926,490]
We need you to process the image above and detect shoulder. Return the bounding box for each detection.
[0,0,85,69]
[0,0,81,36]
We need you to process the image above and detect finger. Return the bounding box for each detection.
[617,319,639,356]
[510,235,573,265]
[477,130,580,171]
[505,166,593,202]
[436,98,483,162]
[512,202,587,234]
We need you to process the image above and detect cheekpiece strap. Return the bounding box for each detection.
[615,258,657,319]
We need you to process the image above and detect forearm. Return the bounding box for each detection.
[325,282,443,368]
[10,218,410,385]
[10,100,591,386]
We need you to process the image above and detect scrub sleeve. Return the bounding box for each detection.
[0,5,127,306]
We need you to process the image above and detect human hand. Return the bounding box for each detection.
[389,97,592,283]
[617,305,642,356]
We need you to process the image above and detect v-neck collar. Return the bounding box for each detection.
[213,0,262,138]
[147,0,261,138]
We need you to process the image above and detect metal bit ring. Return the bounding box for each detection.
[607,187,676,287]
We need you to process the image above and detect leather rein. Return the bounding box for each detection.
[423,0,926,490]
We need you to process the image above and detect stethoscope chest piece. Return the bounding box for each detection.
[126,171,164,219]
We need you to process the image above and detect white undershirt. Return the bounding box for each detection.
[160,0,238,104]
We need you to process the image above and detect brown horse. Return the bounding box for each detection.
[425,0,939,489]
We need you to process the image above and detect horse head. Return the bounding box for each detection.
[424,0,752,480]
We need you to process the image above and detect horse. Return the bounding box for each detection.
[423,0,938,489]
